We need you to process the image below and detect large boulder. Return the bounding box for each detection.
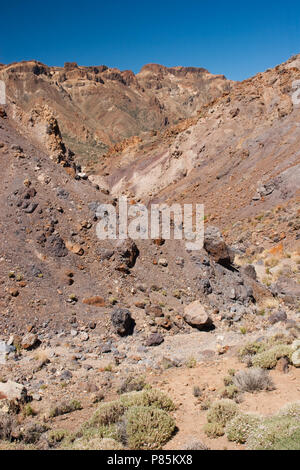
[111,308,135,336]
[203,226,233,266]
[183,301,213,330]
[271,277,300,305]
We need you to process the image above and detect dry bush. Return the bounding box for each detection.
[233,368,275,392]
[0,413,16,441]
[182,438,210,450]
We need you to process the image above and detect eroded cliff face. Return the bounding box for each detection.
[93,55,300,236]
[0,59,231,166]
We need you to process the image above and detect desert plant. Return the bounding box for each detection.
[120,389,175,412]
[0,413,16,441]
[207,400,238,427]
[89,401,125,427]
[123,405,175,450]
[268,428,300,450]
[204,422,224,438]
[186,357,197,368]
[117,375,146,394]
[68,437,124,450]
[220,384,239,399]
[277,401,300,420]
[47,429,69,447]
[223,375,234,386]
[182,438,210,450]
[246,415,300,450]
[193,386,202,398]
[226,413,261,443]
[233,368,275,392]
[23,404,37,417]
[252,345,292,369]
[49,399,82,418]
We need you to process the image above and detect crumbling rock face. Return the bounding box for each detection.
[191,239,255,313]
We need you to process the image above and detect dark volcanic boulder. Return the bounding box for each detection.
[111,308,135,336]
[116,239,139,268]
[47,234,68,257]
[203,226,233,266]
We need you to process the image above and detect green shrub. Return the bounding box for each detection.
[207,400,238,427]
[69,437,124,450]
[124,406,175,450]
[223,376,234,386]
[239,342,266,359]
[269,428,300,450]
[226,413,261,443]
[204,422,224,438]
[117,375,146,394]
[49,399,82,418]
[252,345,292,369]
[120,389,175,412]
[277,401,300,420]
[23,404,36,417]
[81,388,176,450]
[246,415,299,450]
[220,385,239,399]
[89,401,125,427]
[47,429,69,447]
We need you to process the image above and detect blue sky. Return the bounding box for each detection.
[1,1,299,81]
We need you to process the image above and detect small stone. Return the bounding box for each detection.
[21,333,39,350]
[82,296,105,307]
[9,288,19,297]
[145,305,164,318]
[79,332,89,342]
[145,333,164,347]
[158,258,168,267]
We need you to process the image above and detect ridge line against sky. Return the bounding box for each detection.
[1,0,299,81]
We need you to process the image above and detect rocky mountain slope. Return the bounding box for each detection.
[0,60,230,167]
[0,54,299,451]
[94,55,300,245]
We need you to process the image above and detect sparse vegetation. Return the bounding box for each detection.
[207,399,238,428]
[233,368,275,392]
[204,422,224,438]
[123,405,175,449]
[182,438,210,450]
[78,389,175,450]
[226,413,261,443]
[49,399,82,418]
[252,345,292,369]
[117,375,146,394]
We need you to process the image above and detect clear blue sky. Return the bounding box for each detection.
[1,0,299,81]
